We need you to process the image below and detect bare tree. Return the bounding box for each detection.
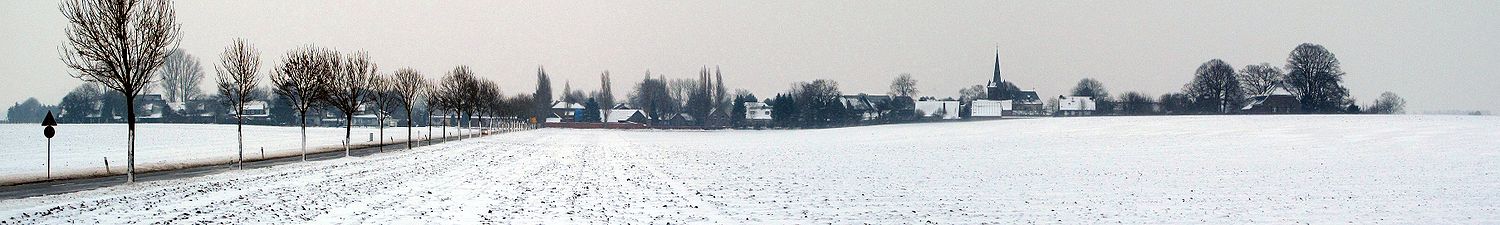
[1284,43,1350,113]
[439,66,477,140]
[214,39,259,169]
[59,0,181,182]
[369,74,393,152]
[597,71,615,109]
[714,67,730,113]
[323,51,376,157]
[1118,91,1155,115]
[562,82,581,104]
[1367,91,1406,114]
[390,68,426,149]
[1070,78,1109,98]
[159,48,204,104]
[474,79,500,129]
[533,67,552,121]
[889,73,918,97]
[1185,59,1244,114]
[668,78,698,111]
[598,71,614,114]
[1238,63,1285,95]
[426,84,446,141]
[505,93,535,123]
[685,67,715,124]
[628,71,672,121]
[271,46,333,161]
[958,85,985,101]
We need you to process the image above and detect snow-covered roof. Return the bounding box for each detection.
[604,109,645,122]
[1262,86,1294,97]
[551,101,584,109]
[1058,96,1096,111]
[744,102,770,109]
[245,101,269,110]
[663,113,695,121]
[352,114,390,119]
[1014,90,1041,102]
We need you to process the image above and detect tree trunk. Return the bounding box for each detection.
[441,111,447,140]
[300,111,307,161]
[344,113,353,157]
[125,96,136,183]
[378,111,385,153]
[427,110,433,145]
[237,104,244,170]
[406,108,413,150]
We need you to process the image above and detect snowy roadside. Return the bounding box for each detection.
[0,124,482,185]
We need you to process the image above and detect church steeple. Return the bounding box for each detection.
[986,48,1008,100]
[992,49,1002,87]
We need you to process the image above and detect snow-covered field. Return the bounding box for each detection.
[0,123,478,184]
[2,115,1498,224]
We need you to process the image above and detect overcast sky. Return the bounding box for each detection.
[3,0,1497,118]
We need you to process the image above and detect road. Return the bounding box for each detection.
[0,129,515,200]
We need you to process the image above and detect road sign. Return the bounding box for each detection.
[42,111,57,126]
[42,111,56,178]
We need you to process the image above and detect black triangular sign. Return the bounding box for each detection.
[42,111,57,126]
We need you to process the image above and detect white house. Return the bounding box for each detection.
[353,114,397,127]
[1057,96,1096,116]
[550,101,585,121]
[744,102,773,121]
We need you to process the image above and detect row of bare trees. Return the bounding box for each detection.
[57,0,529,181]
[428,66,509,142]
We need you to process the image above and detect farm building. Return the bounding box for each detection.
[602,109,649,123]
[970,100,1008,118]
[1057,96,1096,116]
[1241,87,1301,114]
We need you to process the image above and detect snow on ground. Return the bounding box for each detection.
[0,123,479,184]
[2,115,1498,224]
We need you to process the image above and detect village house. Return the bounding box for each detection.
[1056,95,1096,116]
[227,100,274,125]
[658,113,696,126]
[743,101,773,127]
[839,94,894,121]
[549,101,585,122]
[135,94,169,123]
[602,109,649,123]
[704,109,731,127]
[1241,86,1301,114]
[174,99,220,123]
[1009,90,1046,116]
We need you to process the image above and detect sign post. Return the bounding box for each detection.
[42,111,57,179]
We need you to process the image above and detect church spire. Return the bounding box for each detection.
[986,48,1008,100]
[992,48,1002,86]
